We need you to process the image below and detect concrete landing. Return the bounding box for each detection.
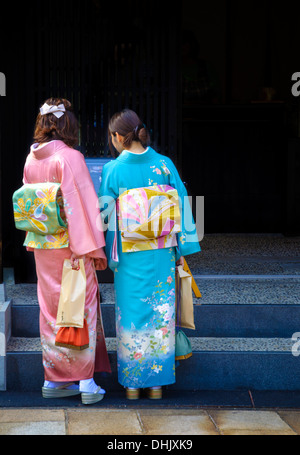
[0,407,299,435]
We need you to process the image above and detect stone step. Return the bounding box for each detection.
[10,302,300,339]
[6,277,300,306]
[0,298,11,391]
[3,236,300,393]
[8,276,300,338]
[186,234,300,275]
[6,337,300,391]
[6,336,295,353]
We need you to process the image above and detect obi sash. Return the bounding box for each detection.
[13,182,69,249]
[117,184,181,253]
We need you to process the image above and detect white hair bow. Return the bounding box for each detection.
[40,103,66,118]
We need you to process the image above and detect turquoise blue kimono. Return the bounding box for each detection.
[99,147,200,388]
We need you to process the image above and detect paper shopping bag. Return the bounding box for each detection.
[175,265,195,330]
[56,259,86,328]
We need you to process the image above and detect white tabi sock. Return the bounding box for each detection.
[79,378,105,394]
[43,380,79,390]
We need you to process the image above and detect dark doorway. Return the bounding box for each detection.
[0,0,181,283]
[180,1,300,235]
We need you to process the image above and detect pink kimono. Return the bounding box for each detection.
[23,140,111,382]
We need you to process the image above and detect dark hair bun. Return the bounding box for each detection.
[137,127,148,146]
[108,109,150,152]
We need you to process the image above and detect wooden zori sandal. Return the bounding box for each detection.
[147,387,162,399]
[126,388,140,400]
[42,382,80,398]
[81,386,105,405]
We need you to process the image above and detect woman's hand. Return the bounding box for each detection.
[70,253,85,270]
[176,256,184,267]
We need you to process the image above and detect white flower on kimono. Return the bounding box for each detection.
[63,197,73,215]
[156,303,170,314]
[54,352,64,361]
[43,359,54,369]
[151,363,163,374]
[163,310,173,322]
[154,329,163,339]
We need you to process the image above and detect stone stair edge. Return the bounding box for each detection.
[6,336,295,353]
[6,275,300,307]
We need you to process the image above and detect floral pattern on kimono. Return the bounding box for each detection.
[13,182,69,249]
[116,249,176,388]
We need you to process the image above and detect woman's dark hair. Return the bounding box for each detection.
[33,97,79,148]
[108,109,150,153]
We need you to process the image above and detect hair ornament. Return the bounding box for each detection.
[40,103,66,119]
[133,123,146,135]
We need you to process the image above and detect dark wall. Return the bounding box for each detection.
[1,0,300,283]
[182,104,287,233]
[181,0,300,235]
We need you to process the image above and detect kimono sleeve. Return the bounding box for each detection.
[98,162,119,271]
[22,154,31,184]
[60,151,107,269]
[166,157,201,260]
[22,157,31,251]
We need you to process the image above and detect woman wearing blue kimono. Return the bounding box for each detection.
[99,109,200,399]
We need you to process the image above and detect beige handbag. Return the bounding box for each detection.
[56,259,86,328]
[175,265,195,330]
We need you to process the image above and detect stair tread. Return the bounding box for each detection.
[6,278,300,306]
[6,336,294,353]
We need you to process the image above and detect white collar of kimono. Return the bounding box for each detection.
[124,146,149,155]
[32,140,56,150]
[40,103,66,118]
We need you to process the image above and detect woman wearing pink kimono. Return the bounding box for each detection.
[21,98,111,404]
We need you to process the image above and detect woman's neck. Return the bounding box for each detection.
[125,141,146,154]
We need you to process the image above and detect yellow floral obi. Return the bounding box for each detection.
[117,184,181,253]
[13,182,69,249]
